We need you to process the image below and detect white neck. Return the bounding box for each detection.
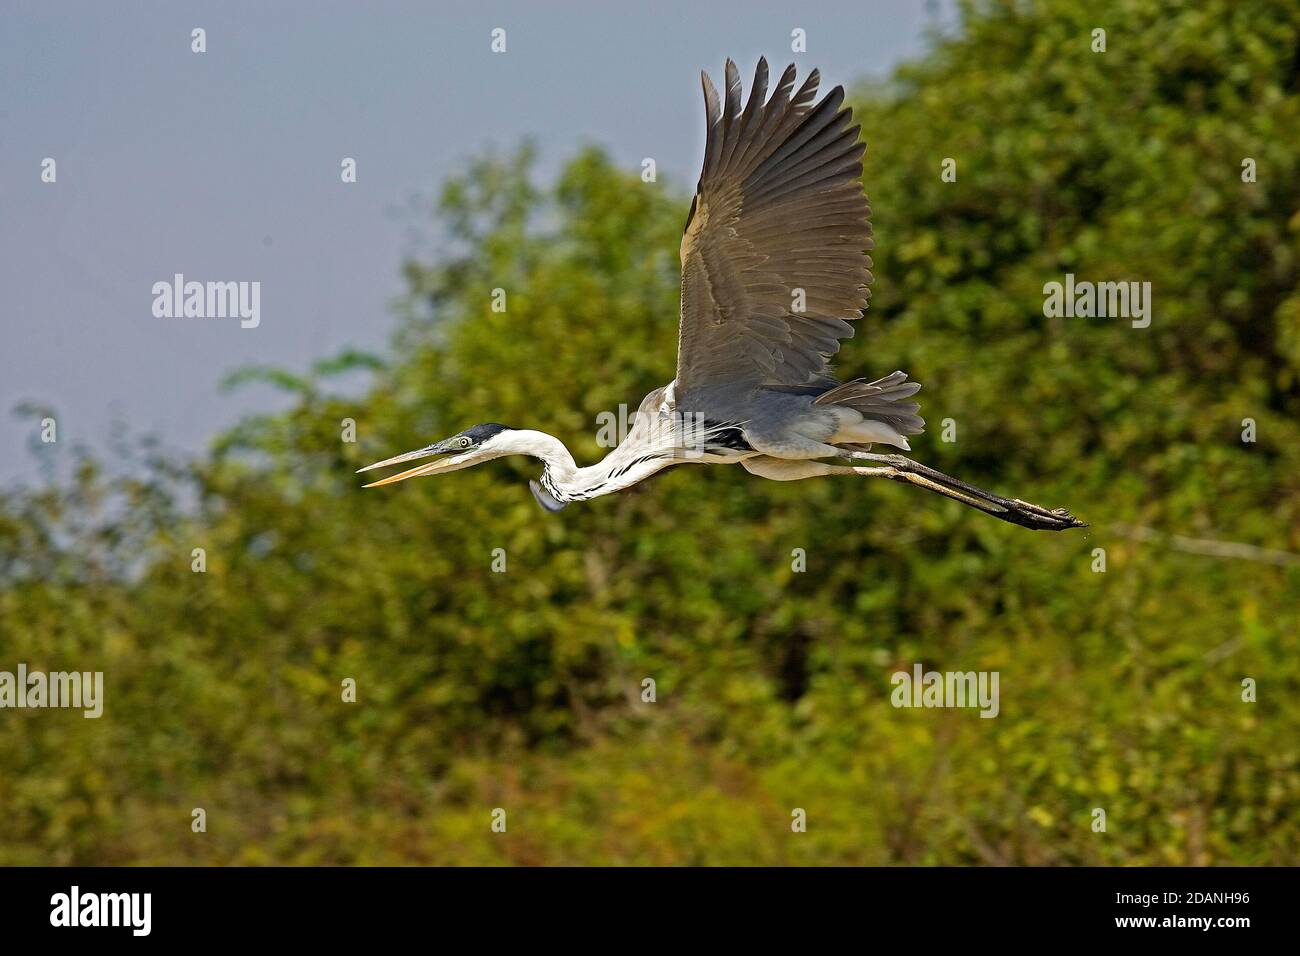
[499,429,674,505]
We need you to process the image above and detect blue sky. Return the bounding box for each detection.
[1,0,950,485]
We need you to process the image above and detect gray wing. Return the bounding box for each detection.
[676,58,872,403]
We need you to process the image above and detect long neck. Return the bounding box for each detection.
[510,429,672,504]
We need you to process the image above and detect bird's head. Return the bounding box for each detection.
[357,423,517,487]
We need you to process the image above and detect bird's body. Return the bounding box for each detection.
[360,58,1084,532]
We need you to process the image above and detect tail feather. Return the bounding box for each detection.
[815,371,925,436]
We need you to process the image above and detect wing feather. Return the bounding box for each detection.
[677,60,873,397]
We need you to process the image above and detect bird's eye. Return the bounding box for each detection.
[459,437,472,448]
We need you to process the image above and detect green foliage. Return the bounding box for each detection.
[1,0,1298,864]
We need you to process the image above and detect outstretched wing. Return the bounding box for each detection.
[676,58,872,401]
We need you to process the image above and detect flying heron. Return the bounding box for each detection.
[360,58,1084,532]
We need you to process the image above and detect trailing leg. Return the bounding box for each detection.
[839,451,1085,531]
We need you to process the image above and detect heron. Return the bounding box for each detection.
[359,58,1084,532]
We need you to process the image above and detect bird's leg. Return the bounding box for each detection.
[839,452,1086,532]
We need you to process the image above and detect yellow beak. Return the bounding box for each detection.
[357,440,490,488]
